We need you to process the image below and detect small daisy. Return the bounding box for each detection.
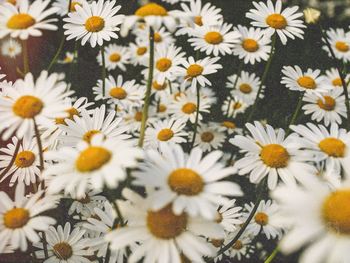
[302,88,347,126]
[221,96,248,118]
[220,120,242,135]
[246,0,305,45]
[232,25,272,65]
[133,144,243,219]
[188,22,240,56]
[58,51,75,64]
[63,0,124,47]
[227,231,254,261]
[106,188,225,262]
[67,189,106,216]
[44,134,143,197]
[97,44,130,71]
[0,183,57,252]
[0,0,59,40]
[193,123,226,152]
[230,122,316,190]
[120,106,157,135]
[144,118,188,149]
[216,199,243,233]
[128,39,149,66]
[322,68,348,89]
[1,38,21,58]
[134,26,175,48]
[323,28,350,62]
[53,0,85,17]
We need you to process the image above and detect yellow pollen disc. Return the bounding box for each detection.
[156,58,172,72]
[7,13,35,29]
[168,168,204,196]
[158,104,167,113]
[239,83,253,94]
[201,132,214,143]
[15,151,35,168]
[233,102,242,110]
[75,146,111,172]
[204,31,223,45]
[157,128,174,141]
[222,121,236,129]
[194,16,203,26]
[56,107,79,125]
[83,130,101,144]
[137,46,147,56]
[242,38,259,52]
[153,81,167,90]
[186,64,204,78]
[135,3,168,17]
[134,111,143,122]
[317,96,336,111]
[7,0,17,5]
[109,53,121,62]
[85,16,105,32]
[13,95,44,119]
[109,87,127,100]
[266,13,287,29]
[182,102,197,114]
[335,41,349,53]
[232,240,243,250]
[154,32,162,43]
[255,212,269,226]
[322,189,350,235]
[211,239,224,248]
[4,208,30,229]
[53,242,73,260]
[174,91,184,100]
[147,204,187,239]
[332,78,342,87]
[216,212,223,223]
[70,2,82,12]
[319,137,346,158]
[297,76,316,89]
[260,144,290,168]
[180,254,191,263]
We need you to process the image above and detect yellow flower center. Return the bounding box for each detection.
[75,146,112,172]
[158,104,167,112]
[182,102,197,114]
[70,2,82,12]
[233,102,242,110]
[335,41,349,53]
[266,14,287,29]
[239,83,253,94]
[157,128,174,141]
[317,96,336,111]
[319,137,346,158]
[156,58,172,72]
[260,144,290,168]
[83,130,101,144]
[332,78,342,87]
[194,16,203,26]
[109,53,121,62]
[134,111,143,122]
[242,38,259,52]
[201,132,214,143]
[204,31,223,45]
[232,240,243,250]
[109,87,127,100]
[7,0,17,5]
[222,121,236,129]
[322,189,350,235]
[56,107,79,125]
[85,16,105,32]
[211,239,224,248]
[13,95,44,119]
[135,3,168,17]
[7,14,35,29]
[137,46,147,56]
[147,204,187,239]
[4,208,30,229]
[186,64,203,78]
[15,151,35,168]
[297,76,316,90]
[53,242,73,260]
[154,32,162,43]
[255,212,269,226]
[168,168,204,196]
[153,81,167,91]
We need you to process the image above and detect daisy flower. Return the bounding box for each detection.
[67,189,106,216]
[53,0,85,17]
[242,200,283,240]
[45,134,143,198]
[188,22,240,56]
[322,68,348,89]
[134,26,175,49]
[226,71,264,105]
[221,96,248,118]
[281,65,328,94]
[120,106,158,135]
[302,88,347,126]
[220,120,243,135]
[58,51,75,64]
[144,118,188,150]
[133,144,243,219]
[290,122,350,173]
[63,0,124,48]
[0,0,59,40]
[34,223,93,262]
[1,38,21,58]
[128,39,149,66]
[0,183,57,252]
[230,122,316,190]
[0,71,72,140]
[323,28,350,62]
[97,44,131,71]
[272,177,350,263]
[193,123,226,152]
[177,56,222,91]
[227,231,254,261]
[246,0,305,45]
[216,199,243,233]
[232,25,272,65]
[106,188,225,262]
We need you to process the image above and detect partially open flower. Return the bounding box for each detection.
[304,8,321,24]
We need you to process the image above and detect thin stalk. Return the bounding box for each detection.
[0,138,21,179]
[286,93,304,135]
[105,246,111,263]
[138,27,155,147]
[22,40,29,74]
[168,79,173,94]
[33,119,44,172]
[113,201,125,226]
[47,35,65,72]
[68,41,79,88]
[101,45,106,97]
[245,34,277,125]
[226,62,244,116]
[190,84,200,150]
[264,246,279,263]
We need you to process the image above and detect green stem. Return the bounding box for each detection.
[113,201,125,226]
[264,246,279,263]
[226,61,244,116]
[190,84,200,150]
[22,40,29,74]
[47,35,65,72]
[286,92,304,135]
[138,27,155,147]
[0,138,21,178]
[68,41,79,89]
[101,45,106,98]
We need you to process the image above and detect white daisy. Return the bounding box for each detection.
[67,189,106,216]
[221,96,248,118]
[193,123,226,152]
[220,120,243,135]
[216,199,243,233]
[128,38,149,66]
[322,68,349,89]
[1,38,21,58]
[53,0,85,17]
[227,231,254,261]
[323,28,350,62]
[97,44,131,71]
[134,26,175,49]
